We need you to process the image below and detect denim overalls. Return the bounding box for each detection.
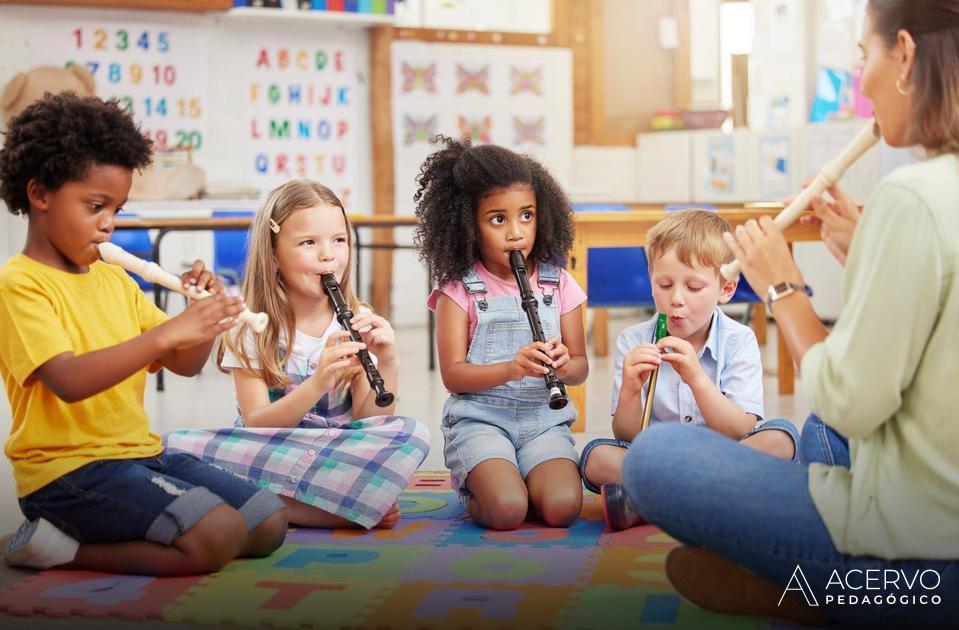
[441,263,579,500]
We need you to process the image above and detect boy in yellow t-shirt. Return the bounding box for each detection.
[0,93,287,573]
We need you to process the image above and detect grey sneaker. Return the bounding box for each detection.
[3,519,79,570]
[600,483,646,531]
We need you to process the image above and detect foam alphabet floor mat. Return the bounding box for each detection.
[0,472,784,628]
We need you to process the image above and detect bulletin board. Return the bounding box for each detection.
[0,7,210,158]
[235,26,363,207]
[390,39,572,215]
[0,5,370,211]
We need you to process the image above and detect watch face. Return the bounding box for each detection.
[768,282,793,303]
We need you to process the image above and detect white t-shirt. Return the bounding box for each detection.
[221,307,373,427]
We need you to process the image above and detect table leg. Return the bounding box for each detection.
[777,327,794,395]
[777,244,795,395]
[592,308,609,357]
[352,225,362,296]
[751,302,767,346]
[153,229,168,392]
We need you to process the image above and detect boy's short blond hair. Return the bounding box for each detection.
[646,209,734,275]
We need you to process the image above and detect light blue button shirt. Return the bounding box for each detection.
[611,306,764,426]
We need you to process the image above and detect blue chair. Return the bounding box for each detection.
[572,204,654,308]
[572,204,655,355]
[211,210,255,288]
[109,214,154,291]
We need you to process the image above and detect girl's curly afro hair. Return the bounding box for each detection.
[413,135,574,288]
[0,92,153,216]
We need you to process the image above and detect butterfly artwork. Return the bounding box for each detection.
[510,66,543,95]
[457,115,493,144]
[401,62,437,94]
[513,116,545,146]
[403,115,438,145]
[456,64,490,95]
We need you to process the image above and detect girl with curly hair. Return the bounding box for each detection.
[416,137,588,531]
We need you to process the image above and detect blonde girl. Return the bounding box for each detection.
[166,180,430,529]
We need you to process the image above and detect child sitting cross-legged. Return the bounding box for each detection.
[580,210,800,531]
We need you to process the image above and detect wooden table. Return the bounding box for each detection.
[565,208,820,431]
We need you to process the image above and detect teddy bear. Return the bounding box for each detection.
[1,64,96,125]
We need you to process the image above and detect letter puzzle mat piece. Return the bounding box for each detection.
[363,583,581,628]
[558,584,773,628]
[0,471,782,628]
[164,573,399,628]
[0,571,201,620]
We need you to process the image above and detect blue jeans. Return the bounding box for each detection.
[622,417,957,626]
[20,451,284,545]
[580,418,801,494]
[799,413,851,467]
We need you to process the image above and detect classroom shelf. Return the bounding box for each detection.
[224,7,395,28]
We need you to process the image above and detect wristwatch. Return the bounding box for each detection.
[765,282,813,308]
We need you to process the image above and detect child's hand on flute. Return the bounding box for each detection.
[179,259,225,300]
[160,294,246,349]
[620,343,662,397]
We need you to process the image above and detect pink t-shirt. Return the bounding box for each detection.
[427,261,587,342]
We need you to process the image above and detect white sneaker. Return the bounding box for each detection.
[3,519,79,569]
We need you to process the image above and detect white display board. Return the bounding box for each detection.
[0,6,371,212]
[233,24,362,207]
[390,40,572,215]
[1,7,209,160]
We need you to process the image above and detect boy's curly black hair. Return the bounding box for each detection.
[0,92,153,216]
[414,135,574,287]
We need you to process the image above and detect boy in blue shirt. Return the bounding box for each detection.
[580,210,799,530]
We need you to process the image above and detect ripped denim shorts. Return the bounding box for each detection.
[18,451,283,545]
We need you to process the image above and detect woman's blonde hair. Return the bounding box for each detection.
[217,179,362,389]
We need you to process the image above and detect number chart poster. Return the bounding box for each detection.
[23,17,209,160]
[244,38,360,210]
[391,40,572,215]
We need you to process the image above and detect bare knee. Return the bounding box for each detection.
[583,445,626,487]
[538,485,582,528]
[245,509,288,558]
[174,505,247,573]
[477,493,528,531]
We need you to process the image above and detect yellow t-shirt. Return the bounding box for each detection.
[0,254,168,497]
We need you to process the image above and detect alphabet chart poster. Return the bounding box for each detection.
[242,36,361,210]
[391,40,572,215]
[11,11,210,161]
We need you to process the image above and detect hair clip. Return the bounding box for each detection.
[269,218,280,233]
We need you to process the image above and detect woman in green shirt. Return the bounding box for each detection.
[622,1,959,625]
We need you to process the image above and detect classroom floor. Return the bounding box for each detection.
[0,308,811,629]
